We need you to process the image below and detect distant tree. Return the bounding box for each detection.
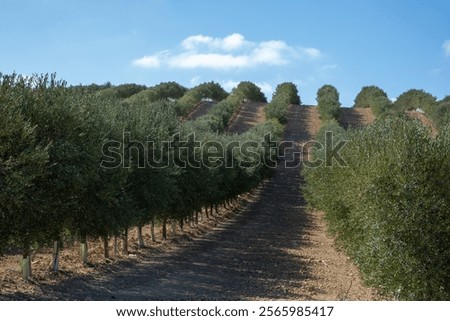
[231,81,267,103]
[273,82,301,105]
[431,98,450,131]
[354,86,391,116]
[317,84,341,121]
[265,82,300,123]
[115,83,147,98]
[440,95,450,104]
[177,82,230,116]
[125,82,187,114]
[193,81,228,101]
[153,81,188,100]
[394,89,436,115]
[97,83,146,99]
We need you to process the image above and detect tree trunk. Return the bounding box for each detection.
[150,219,156,242]
[179,218,184,231]
[195,211,199,224]
[171,220,176,236]
[103,236,109,259]
[205,207,209,219]
[114,236,118,258]
[162,217,167,240]
[210,205,214,217]
[21,247,32,280]
[215,204,219,215]
[137,224,145,247]
[80,234,88,265]
[51,240,60,272]
[122,228,128,255]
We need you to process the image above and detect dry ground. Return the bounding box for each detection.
[186,101,215,121]
[339,107,375,128]
[226,102,266,134]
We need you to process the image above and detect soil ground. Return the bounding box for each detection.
[0,104,383,301]
[339,107,375,128]
[187,101,215,120]
[226,102,266,134]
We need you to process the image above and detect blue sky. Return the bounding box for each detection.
[1,0,449,106]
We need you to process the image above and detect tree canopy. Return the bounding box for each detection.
[354,85,391,116]
[394,89,436,115]
[316,84,341,121]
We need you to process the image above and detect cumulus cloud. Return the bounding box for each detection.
[301,47,322,59]
[133,33,322,70]
[255,82,274,98]
[443,40,450,57]
[221,33,247,51]
[221,80,240,92]
[132,55,161,68]
[182,33,248,52]
[169,53,249,69]
[252,41,290,65]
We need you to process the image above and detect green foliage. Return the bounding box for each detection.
[120,99,180,228]
[227,81,267,107]
[316,84,341,121]
[193,81,228,102]
[0,74,50,252]
[0,73,282,266]
[0,74,133,252]
[430,98,450,131]
[125,81,187,107]
[153,81,188,100]
[354,85,391,116]
[70,82,112,94]
[177,82,229,116]
[274,82,301,105]
[97,83,146,99]
[194,100,234,133]
[265,82,300,124]
[441,95,450,103]
[303,118,450,300]
[394,89,436,115]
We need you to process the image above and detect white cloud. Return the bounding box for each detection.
[252,41,289,65]
[443,40,450,57]
[255,82,274,99]
[181,33,248,52]
[182,35,214,50]
[132,55,161,68]
[133,33,322,70]
[301,47,322,59]
[221,80,240,92]
[221,33,247,51]
[169,53,249,69]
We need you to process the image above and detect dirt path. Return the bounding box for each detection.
[339,107,375,129]
[226,102,266,134]
[187,101,215,121]
[0,105,381,301]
